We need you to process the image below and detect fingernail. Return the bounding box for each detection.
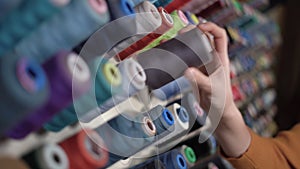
[184,68,194,80]
[199,23,207,28]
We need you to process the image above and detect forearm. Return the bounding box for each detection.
[214,104,251,157]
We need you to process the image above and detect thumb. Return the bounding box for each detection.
[184,67,210,92]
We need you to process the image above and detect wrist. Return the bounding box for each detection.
[222,102,240,120]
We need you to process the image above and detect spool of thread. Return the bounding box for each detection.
[142,10,189,52]
[6,52,91,139]
[115,6,173,61]
[106,0,136,20]
[181,93,207,130]
[165,0,192,13]
[15,0,110,63]
[0,53,48,135]
[97,113,156,164]
[0,0,70,56]
[0,156,30,169]
[184,11,199,25]
[167,103,189,130]
[180,133,217,159]
[159,149,187,169]
[60,129,109,169]
[44,58,122,132]
[152,76,191,100]
[178,145,197,167]
[82,58,146,122]
[0,0,22,21]
[132,159,166,169]
[22,143,69,169]
[154,0,173,7]
[146,105,175,136]
[137,27,214,89]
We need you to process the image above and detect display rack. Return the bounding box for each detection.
[0,0,282,168]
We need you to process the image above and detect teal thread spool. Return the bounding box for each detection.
[0,0,22,22]
[99,113,156,165]
[141,10,189,52]
[0,52,49,135]
[15,0,110,63]
[154,0,173,7]
[0,0,70,56]
[44,58,122,132]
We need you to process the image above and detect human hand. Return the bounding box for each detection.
[184,22,235,116]
[184,22,250,157]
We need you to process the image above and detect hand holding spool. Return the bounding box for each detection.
[184,22,251,158]
[136,22,228,148]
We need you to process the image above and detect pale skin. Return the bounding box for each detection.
[182,22,251,158]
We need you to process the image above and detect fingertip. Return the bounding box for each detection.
[184,68,194,79]
[198,23,207,29]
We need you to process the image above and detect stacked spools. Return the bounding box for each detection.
[0,53,49,135]
[6,52,91,139]
[0,0,280,169]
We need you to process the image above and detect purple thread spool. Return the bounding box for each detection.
[6,51,91,139]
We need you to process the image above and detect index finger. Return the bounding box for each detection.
[198,22,228,53]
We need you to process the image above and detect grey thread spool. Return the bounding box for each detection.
[97,113,156,165]
[136,27,214,89]
[22,144,69,169]
[79,58,147,123]
[145,105,175,137]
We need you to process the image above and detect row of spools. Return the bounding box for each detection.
[0,0,220,168]
[0,0,278,168]
[1,128,221,169]
[0,0,215,138]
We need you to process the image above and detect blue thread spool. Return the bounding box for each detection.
[44,58,122,132]
[22,143,69,169]
[97,113,157,165]
[168,93,206,131]
[167,103,189,130]
[131,159,166,169]
[0,53,48,135]
[107,0,136,20]
[15,0,110,63]
[154,0,173,7]
[176,107,189,123]
[159,149,187,169]
[6,52,91,139]
[152,76,191,100]
[146,105,175,136]
[128,0,145,6]
[0,0,70,56]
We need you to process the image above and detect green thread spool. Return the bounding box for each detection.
[141,10,189,52]
[181,145,196,167]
